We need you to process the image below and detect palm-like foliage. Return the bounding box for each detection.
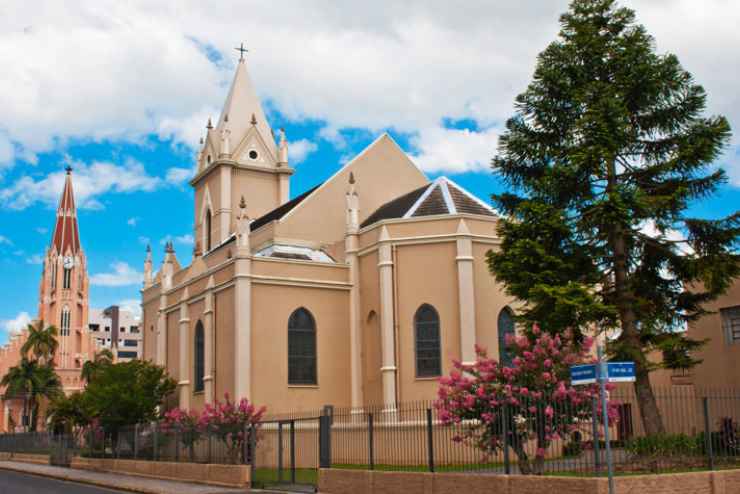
[80,348,114,383]
[21,321,59,365]
[1,358,62,431]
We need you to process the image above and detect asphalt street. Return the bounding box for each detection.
[0,469,128,494]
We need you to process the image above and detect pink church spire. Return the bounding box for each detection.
[51,165,81,255]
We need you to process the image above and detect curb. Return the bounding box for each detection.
[0,462,244,494]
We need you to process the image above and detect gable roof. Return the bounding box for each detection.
[360,177,496,228]
[51,168,82,255]
[249,183,322,231]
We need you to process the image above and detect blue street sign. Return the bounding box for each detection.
[606,362,636,382]
[570,364,597,385]
[570,361,636,385]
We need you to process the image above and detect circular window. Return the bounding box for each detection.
[248,149,259,160]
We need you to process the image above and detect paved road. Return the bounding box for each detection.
[0,469,128,494]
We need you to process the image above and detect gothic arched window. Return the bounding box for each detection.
[498,307,515,367]
[288,308,317,385]
[63,267,72,289]
[61,306,71,336]
[204,209,212,252]
[415,304,441,377]
[194,321,204,392]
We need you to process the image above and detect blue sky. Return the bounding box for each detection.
[1,1,739,342]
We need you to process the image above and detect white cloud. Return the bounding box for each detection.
[26,254,44,265]
[0,1,737,184]
[127,217,139,227]
[0,158,161,210]
[160,233,194,247]
[639,220,694,256]
[410,126,499,173]
[35,227,48,235]
[138,236,151,247]
[1,311,32,336]
[90,261,143,287]
[288,139,318,164]
[117,299,142,321]
[0,235,12,245]
[165,167,193,184]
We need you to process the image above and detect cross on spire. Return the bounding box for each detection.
[234,43,248,61]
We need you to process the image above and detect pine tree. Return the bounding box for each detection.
[488,0,739,435]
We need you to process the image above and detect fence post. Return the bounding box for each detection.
[319,414,332,469]
[426,408,435,473]
[207,426,213,464]
[703,397,714,470]
[153,423,159,461]
[592,396,601,472]
[133,424,139,460]
[175,428,180,462]
[242,423,249,465]
[502,403,511,475]
[249,424,257,480]
[368,413,375,471]
[278,422,284,482]
[290,420,296,484]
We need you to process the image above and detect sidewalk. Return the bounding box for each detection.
[0,460,250,494]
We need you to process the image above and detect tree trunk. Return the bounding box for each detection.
[607,159,665,436]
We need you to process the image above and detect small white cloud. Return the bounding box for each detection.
[90,262,143,287]
[138,236,151,247]
[35,227,48,235]
[288,139,318,164]
[117,299,142,321]
[318,126,347,149]
[409,126,499,174]
[0,235,12,245]
[127,217,139,227]
[1,311,32,336]
[0,158,161,210]
[160,233,194,247]
[165,167,193,184]
[26,254,44,265]
[640,220,694,256]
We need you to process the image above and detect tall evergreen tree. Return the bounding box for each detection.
[488,0,739,435]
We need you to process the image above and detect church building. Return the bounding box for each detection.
[140,57,516,413]
[0,168,94,431]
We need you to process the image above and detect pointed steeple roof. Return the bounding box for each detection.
[51,166,81,255]
[215,58,276,159]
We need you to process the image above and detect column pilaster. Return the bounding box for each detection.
[178,300,191,411]
[456,219,477,365]
[378,226,397,410]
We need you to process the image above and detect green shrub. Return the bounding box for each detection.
[625,434,701,458]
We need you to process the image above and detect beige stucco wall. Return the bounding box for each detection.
[214,286,235,402]
[231,167,281,225]
[251,283,352,412]
[277,135,428,245]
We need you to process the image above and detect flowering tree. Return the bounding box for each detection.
[436,325,617,474]
[163,407,203,461]
[199,393,266,464]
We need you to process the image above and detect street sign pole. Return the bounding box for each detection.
[597,345,615,494]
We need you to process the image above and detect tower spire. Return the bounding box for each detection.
[51,167,81,255]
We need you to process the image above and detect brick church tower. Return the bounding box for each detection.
[37,166,92,389]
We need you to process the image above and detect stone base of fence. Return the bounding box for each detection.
[70,457,251,488]
[319,468,740,494]
[0,452,51,465]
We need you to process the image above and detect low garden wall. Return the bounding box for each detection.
[71,456,250,488]
[318,468,740,494]
[0,452,50,465]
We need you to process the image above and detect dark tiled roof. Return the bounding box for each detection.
[249,183,321,231]
[360,177,495,228]
[360,185,428,228]
[447,184,494,216]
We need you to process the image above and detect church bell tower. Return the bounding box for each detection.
[37,166,91,371]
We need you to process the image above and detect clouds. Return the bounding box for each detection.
[90,261,143,287]
[0,158,161,210]
[410,127,499,174]
[0,1,738,177]
[160,233,194,247]
[288,139,318,164]
[26,254,44,265]
[165,167,194,185]
[117,299,142,320]
[1,311,32,336]
[0,235,12,246]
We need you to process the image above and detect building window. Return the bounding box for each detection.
[194,321,205,392]
[105,326,110,332]
[130,325,139,334]
[123,340,138,347]
[722,306,740,344]
[61,306,71,336]
[117,351,137,359]
[89,324,100,332]
[288,308,317,385]
[63,268,72,289]
[51,261,57,289]
[498,307,515,367]
[204,209,212,252]
[414,304,441,378]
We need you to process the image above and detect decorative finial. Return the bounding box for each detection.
[235,43,248,61]
[146,244,151,253]
[349,172,355,185]
[165,241,175,254]
[239,195,246,209]
[207,118,213,129]
[250,113,257,125]
[224,114,229,123]
[199,137,204,145]
[65,165,73,175]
